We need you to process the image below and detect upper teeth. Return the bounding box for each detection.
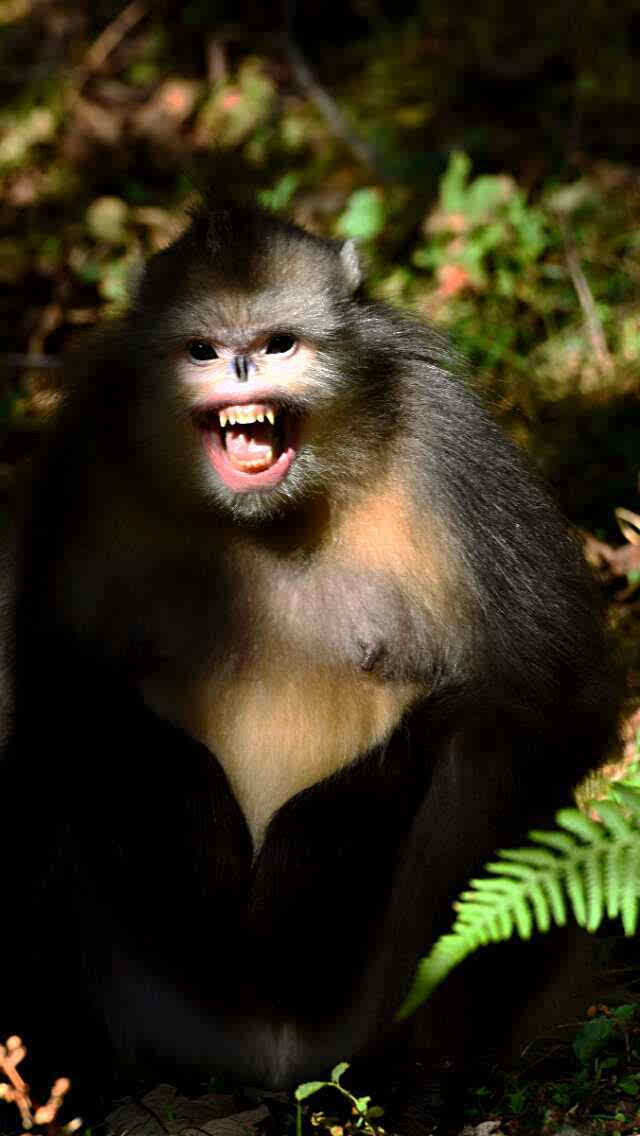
[218,404,276,428]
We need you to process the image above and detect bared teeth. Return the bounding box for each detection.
[217,403,277,428]
[232,449,274,470]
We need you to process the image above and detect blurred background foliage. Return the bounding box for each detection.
[1,0,640,538]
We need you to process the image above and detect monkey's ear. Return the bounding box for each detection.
[339,240,362,292]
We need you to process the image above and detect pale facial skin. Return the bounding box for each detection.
[179,331,318,492]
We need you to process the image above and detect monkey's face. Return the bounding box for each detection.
[167,314,372,524]
[133,218,396,525]
[184,333,316,496]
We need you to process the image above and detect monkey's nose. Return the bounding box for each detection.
[233,355,250,382]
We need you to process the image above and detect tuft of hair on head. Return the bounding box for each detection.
[191,191,363,291]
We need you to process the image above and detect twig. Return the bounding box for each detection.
[0,1037,81,1135]
[0,1036,32,1129]
[68,0,149,101]
[564,233,614,378]
[83,0,148,77]
[277,35,389,182]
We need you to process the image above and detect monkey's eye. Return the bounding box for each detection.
[266,334,297,355]
[188,341,218,362]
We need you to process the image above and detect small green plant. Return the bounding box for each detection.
[295,1062,385,1135]
[461,1004,640,1133]
[397,782,640,1021]
[414,151,549,290]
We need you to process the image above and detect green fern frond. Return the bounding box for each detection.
[395,783,640,1022]
[613,784,640,817]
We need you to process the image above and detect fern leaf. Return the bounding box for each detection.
[564,861,587,926]
[594,800,634,839]
[496,907,514,938]
[584,847,604,931]
[529,829,577,853]
[612,783,640,818]
[513,894,533,938]
[604,842,624,919]
[396,780,640,1022]
[467,876,522,893]
[556,808,605,842]
[494,847,559,869]
[457,891,501,907]
[484,860,539,880]
[620,843,640,934]
[528,880,552,932]
[396,935,470,1020]
[541,873,567,925]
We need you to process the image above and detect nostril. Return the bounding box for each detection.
[234,355,250,382]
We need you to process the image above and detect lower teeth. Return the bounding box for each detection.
[227,446,275,471]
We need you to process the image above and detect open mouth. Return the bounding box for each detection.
[193,401,299,491]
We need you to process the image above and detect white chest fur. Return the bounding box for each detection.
[139,479,458,847]
[142,659,418,846]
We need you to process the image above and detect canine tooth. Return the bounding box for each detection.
[219,411,228,427]
[257,413,264,422]
[266,410,275,425]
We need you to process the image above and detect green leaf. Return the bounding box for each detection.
[336,189,385,241]
[499,847,560,868]
[513,895,533,938]
[593,801,634,839]
[605,843,623,918]
[258,173,300,211]
[485,860,537,880]
[572,1017,615,1064]
[465,174,513,219]
[440,151,471,213]
[585,848,604,931]
[295,1081,327,1101]
[565,862,587,926]
[395,780,640,1020]
[620,844,640,934]
[613,784,640,817]
[542,873,567,925]
[528,881,551,932]
[530,830,577,853]
[557,808,604,842]
[331,1062,349,1084]
[612,1004,636,1021]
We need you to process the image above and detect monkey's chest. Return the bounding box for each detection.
[141,661,418,846]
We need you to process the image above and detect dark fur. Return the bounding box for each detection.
[0,204,617,1119]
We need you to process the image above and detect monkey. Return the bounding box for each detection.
[0,200,617,1127]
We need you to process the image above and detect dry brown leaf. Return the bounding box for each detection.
[106,1083,269,1136]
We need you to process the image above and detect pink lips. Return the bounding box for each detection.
[193,391,299,492]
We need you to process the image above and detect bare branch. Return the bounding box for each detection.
[67,0,149,103]
[564,234,614,379]
[277,35,390,183]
